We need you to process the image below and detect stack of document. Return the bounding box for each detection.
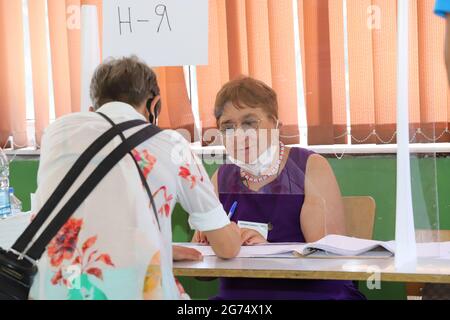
[0,212,32,249]
[178,234,450,259]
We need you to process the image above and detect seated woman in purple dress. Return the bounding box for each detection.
[192,77,365,300]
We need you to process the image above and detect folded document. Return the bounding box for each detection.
[178,234,450,259]
[178,235,396,258]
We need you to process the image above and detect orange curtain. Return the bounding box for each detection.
[197,0,230,143]
[300,0,449,145]
[65,0,103,112]
[298,0,347,145]
[346,0,376,144]
[29,0,50,146]
[28,0,103,144]
[416,0,449,143]
[372,0,397,143]
[241,0,272,85]
[3,0,450,148]
[346,0,425,144]
[200,0,300,145]
[0,0,27,147]
[229,0,300,144]
[48,0,72,117]
[267,0,300,145]
[155,67,197,142]
[47,0,103,116]
[328,0,348,145]
[408,0,421,140]
[226,0,249,79]
[347,0,449,144]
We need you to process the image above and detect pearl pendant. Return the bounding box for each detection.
[241,141,286,184]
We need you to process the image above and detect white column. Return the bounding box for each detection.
[80,5,101,112]
[395,0,417,270]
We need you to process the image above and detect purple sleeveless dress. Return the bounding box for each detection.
[215,147,366,300]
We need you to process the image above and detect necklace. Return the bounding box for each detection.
[240,142,285,184]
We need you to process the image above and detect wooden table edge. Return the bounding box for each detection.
[173,268,450,284]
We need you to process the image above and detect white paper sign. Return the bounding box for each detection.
[103,0,208,66]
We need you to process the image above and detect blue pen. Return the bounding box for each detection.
[228,201,238,220]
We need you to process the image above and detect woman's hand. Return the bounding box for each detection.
[192,224,266,246]
[192,222,240,245]
[240,228,267,245]
[191,222,240,259]
[173,245,203,262]
[191,231,209,244]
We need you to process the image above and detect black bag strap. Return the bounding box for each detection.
[97,112,161,230]
[25,124,162,260]
[12,119,147,254]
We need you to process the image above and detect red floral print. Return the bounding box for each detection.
[51,269,63,286]
[47,218,83,267]
[152,186,173,217]
[179,164,203,189]
[179,153,205,189]
[47,218,115,287]
[132,149,157,179]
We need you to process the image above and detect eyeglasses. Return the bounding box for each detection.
[219,119,263,135]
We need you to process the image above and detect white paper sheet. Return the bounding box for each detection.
[103,0,208,66]
[176,242,305,258]
[178,235,396,258]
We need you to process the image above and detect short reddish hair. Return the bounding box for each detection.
[214,77,278,122]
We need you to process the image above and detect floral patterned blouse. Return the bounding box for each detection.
[29,102,230,300]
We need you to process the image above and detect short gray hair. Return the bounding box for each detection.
[90,56,160,110]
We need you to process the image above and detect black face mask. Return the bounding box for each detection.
[147,97,162,125]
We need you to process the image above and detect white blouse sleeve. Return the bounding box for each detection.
[169,133,230,232]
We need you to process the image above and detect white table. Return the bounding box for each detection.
[173,256,450,284]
